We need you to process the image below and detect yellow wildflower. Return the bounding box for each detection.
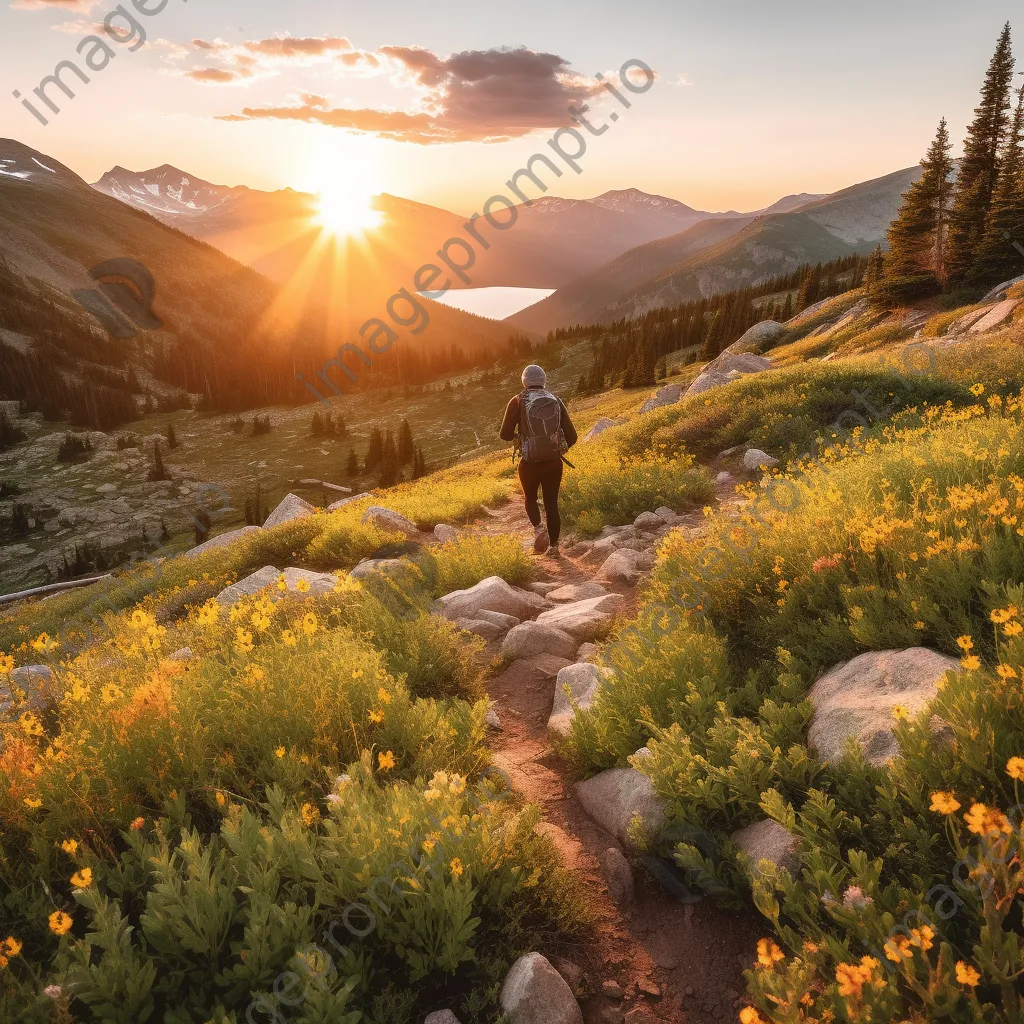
[48,911,72,936]
[756,937,784,968]
[70,867,92,888]
[301,802,320,826]
[302,613,318,636]
[368,709,384,724]
[274,746,285,758]
[61,839,78,855]
[962,655,981,671]
[1007,757,1024,781]
[281,629,297,647]
[23,797,41,810]
[449,857,464,878]
[378,750,396,771]
[956,635,974,652]
[930,792,961,815]
[955,961,980,987]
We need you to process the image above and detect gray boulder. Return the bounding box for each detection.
[600,847,635,905]
[474,609,520,630]
[547,581,607,603]
[433,523,460,543]
[455,618,507,641]
[575,752,666,848]
[716,471,734,486]
[502,621,579,661]
[743,448,779,471]
[724,320,786,354]
[167,647,194,662]
[424,1013,462,1024]
[582,417,623,442]
[529,582,561,596]
[362,506,419,537]
[576,642,600,664]
[969,298,1019,335]
[639,384,683,414]
[633,511,663,531]
[536,593,625,641]
[731,819,801,881]
[596,548,649,585]
[1,665,56,718]
[982,274,1024,303]
[434,576,549,622]
[654,506,678,523]
[499,953,583,1024]
[349,558,407,581]
[808,648,960,766]
[279,567,337,598]
[216,566,336,605]
[215,566,280,605]
[548,662,613,736]
[263,493,316,530]
[185,525,262,558]
[328,492,370,511]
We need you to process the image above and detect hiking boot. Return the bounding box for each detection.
[548,543,561,558]
[533,526,550,553]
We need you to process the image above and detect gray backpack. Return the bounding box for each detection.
[518,389,565,462]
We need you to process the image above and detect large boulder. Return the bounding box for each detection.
[433,523,460,543]
[982,273,1024,303]
[434,576,549,621]
[215,566,280,605]
[743,448,779,471]
[945,306,994,337]
[362,506,419,538]
[582,417,623,443]
[1,665,57,718]
[808,648,960,766]
[349,558,407,581]
[455,618,507,641]
[547,581,607,603]
[424,1012,462,1024]
[536,593,625,641]
[279,567,337,598]
[263,493,316,530]
[600,847,635,905]
[502,621,579,661]
[548,662,613,736]
[723,320,786,354]
[186,525,262,558]
[328,492,370,511]
[596,548,652,585]
[575,753,666,849]
[633,511,664,532]
[499,952,583,1024]
[969,298,1018,334]
[731,818,801,881]
[639,384,683,414]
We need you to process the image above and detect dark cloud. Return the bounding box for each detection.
[218,44,604,144]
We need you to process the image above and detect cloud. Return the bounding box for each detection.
[179,34,356,84]
[50,17,103,32]
[218,44,606,144]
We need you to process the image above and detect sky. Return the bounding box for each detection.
[0,0,1019,215]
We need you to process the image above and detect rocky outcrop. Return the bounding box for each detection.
[215,566,336,605]
[639,384,683,414]
[433,523,460,543]
[596,548,653,585]
[349,558,407,581]
[1,665,57,718]
[186,525,262,558]
[536,593,625,641]
[808,648,960,766]
[582,417,624,442]
[502,621,579,661]
[548,662,613,736]
[982,274,1024,303]
[328,492,370,511]
[434,576,550,622]
[969,298,1018,334]
[724,320,787,354]
[547,581,607,603]
[455,618,508,641]
[263,493,316,530]
[215,566,280,605]
[499,953,583,1024]
[362,506,419,537]
[575,751,666,848]
[742,448,779,471]
[685,351,774,399]
[731,819,801,881]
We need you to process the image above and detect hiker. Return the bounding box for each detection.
[499,364,577,556]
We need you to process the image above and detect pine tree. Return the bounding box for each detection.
[412,446,427,479]
[698,311,724,361]
[364,428,384,471]
[147,440,169,482]
[346,448,359,477]
[863,245,886,295]
[876,119,954,305]
[971,86,1024,285]
[336,414,347,439]
[947,23,1016,284]
[166,422,178,449]
[397,418,414,465]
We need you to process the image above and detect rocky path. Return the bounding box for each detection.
[457,500,761,1024]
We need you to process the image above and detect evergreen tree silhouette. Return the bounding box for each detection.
[398,418,415,465]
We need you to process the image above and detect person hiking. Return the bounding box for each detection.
[499,364,577,556]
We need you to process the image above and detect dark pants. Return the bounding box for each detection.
[518,457,563,543]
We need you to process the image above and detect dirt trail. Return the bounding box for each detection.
[465,500,761,1024]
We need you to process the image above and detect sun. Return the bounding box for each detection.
[316,186,382,238]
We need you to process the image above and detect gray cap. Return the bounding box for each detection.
[521,364,546,387]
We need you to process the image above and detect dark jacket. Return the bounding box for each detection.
[499,388,578,449]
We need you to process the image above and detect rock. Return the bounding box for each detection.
[623,1006,658,1024]
[807,648,960,766]
[486,706,502,730]
[491,655,573,695]
[536,593,626,641]
[633,511,663,531]
[549,662,614,736]
[279,567,337,598]
[576,642,600,663]
[601,979,624,1000]
[945,306,993,337]
[349,558,406,581]
[327,492,370,511]
[186,525,263,558]
[565,542,593,558]
[639,384,683,414]
[263,493,316,530]
[600,848,634,905]
[551,958,584,996]
[742,448,779,471]
[503,621,579,661]
[362,506,419,537]
[424,1012,462,1024]
[529,582,561,596]
[969,298,1018,334]
[95,483,117,494]
[167,647,193,662]
[982,273,1024,303]
[583,417,623,442]
[575,754,666,849]
[596,548,647,585]
[716,471,734,486]
[1,665,56,717]
[500,952,583,1024]
[547,581,608,603]
[724,320,786,354]
[654,507,677,523]
[215,566,280,605]
[474,609,520,629]
[731,819,802,880]
[434,523,460,543]
[434,576,549,622]
[637,979,661,999]
[455,618,507,641]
